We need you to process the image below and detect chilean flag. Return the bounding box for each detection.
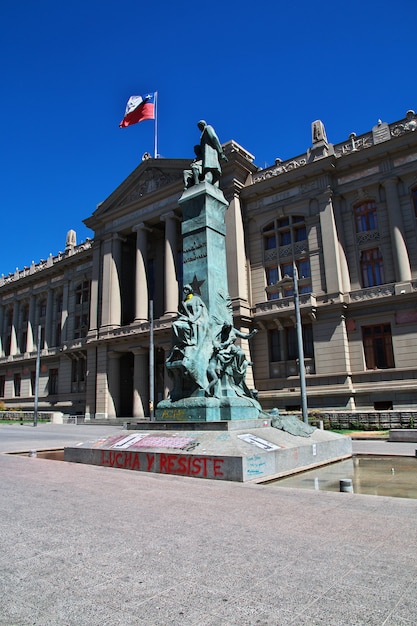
[119,93,155,128]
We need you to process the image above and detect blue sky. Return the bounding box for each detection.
[1,0,415,276]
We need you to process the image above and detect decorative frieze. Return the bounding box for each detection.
[349,284,395,302]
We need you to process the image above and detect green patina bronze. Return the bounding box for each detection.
[156,122,261,422]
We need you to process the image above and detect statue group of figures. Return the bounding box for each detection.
[166,286,258,403]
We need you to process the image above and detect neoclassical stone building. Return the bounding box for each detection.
[1,109,417,416]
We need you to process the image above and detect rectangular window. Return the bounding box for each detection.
[361,248,384,287]
[355,201,378,232]
[30,371,36,396]
[362,324,394,369]
[264,234,276,250]
[48,369,59,395]
[279,230,292,246]
[298,259,311,279]
[14,373,21,397]
[269,329,281,362]
[294,226,307,242]
[287,324,314,360]
[0,375,5,397]
[412,187,417,218]
[266,266,278,285]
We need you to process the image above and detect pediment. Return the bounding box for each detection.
[116,166,183,209]
[89,158,189,222]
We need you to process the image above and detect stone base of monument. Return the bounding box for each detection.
[64,418,352,483]
[155,396,261,422]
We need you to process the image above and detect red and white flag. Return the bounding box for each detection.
[119,93,155,128]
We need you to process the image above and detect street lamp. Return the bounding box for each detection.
[277,262,308,424]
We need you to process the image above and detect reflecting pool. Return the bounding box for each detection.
[267,456,417,499]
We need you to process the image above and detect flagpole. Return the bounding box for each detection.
[154,91,158,159]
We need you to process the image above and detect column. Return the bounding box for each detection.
[332,196,351,293]
[60,281,69,342]
[224,194,249,305]
[384,178,411,282]
[107,352,121,418]
[88,240,101,332]
[132,348,149,417]
[26,294,36,353]
[101,235,122,328]
[0,305,4,357]
[85,347,96,420]
[9,301,19,356]
[318,188,344,295]
[132,223,151,322]
[45,289,53,349]
[161,212,179,316]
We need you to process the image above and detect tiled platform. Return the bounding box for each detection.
[1,423,416,625]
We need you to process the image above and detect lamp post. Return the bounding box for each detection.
[277,263,308,424]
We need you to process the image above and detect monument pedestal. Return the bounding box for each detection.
[156,395,261,422]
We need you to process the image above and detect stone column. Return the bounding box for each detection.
[318,188,344,295]
[132,223,151,322]
[85,347,97,420]
[332,196,351,293]
[89,240,101,332]
[0,305,4,357]
[17,302,24,354]
[26,294,36,353]
[101,235,122,328]
[107,352,121,418]
[161,212,179,316]
[45,289,54,349]
[10,301,19,356]
[61,281,69,343]
[162,347,172,400]
[384,178,411,282]
[51,292,59,347]
[224,194,250,306]
[132,348,149,417]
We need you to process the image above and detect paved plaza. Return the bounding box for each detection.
[1,424,416,625]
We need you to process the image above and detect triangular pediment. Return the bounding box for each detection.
[86,158,190,225]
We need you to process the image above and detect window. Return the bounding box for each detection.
[360,248,384,287]
[354,200,378,232]
[74,314,89,339]
[75,281,90,305]
[269,329,281,362]
[287,324,314,360]
[48,368,59,395]
[264,234,276,250]
[263,215,311,300]
[30,371,36,396]
[71,357,86,392]
[362,324,394,369]
[39,299,47,318]
[14,373,21,397]
[266,266,278,285]
[0,375,5,397]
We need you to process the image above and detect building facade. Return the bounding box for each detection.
[1,110,417,416]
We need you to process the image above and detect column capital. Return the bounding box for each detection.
[160,211,180,222]
[107,351,123,360]
[383,176,399,187]
[132,222,153,233]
